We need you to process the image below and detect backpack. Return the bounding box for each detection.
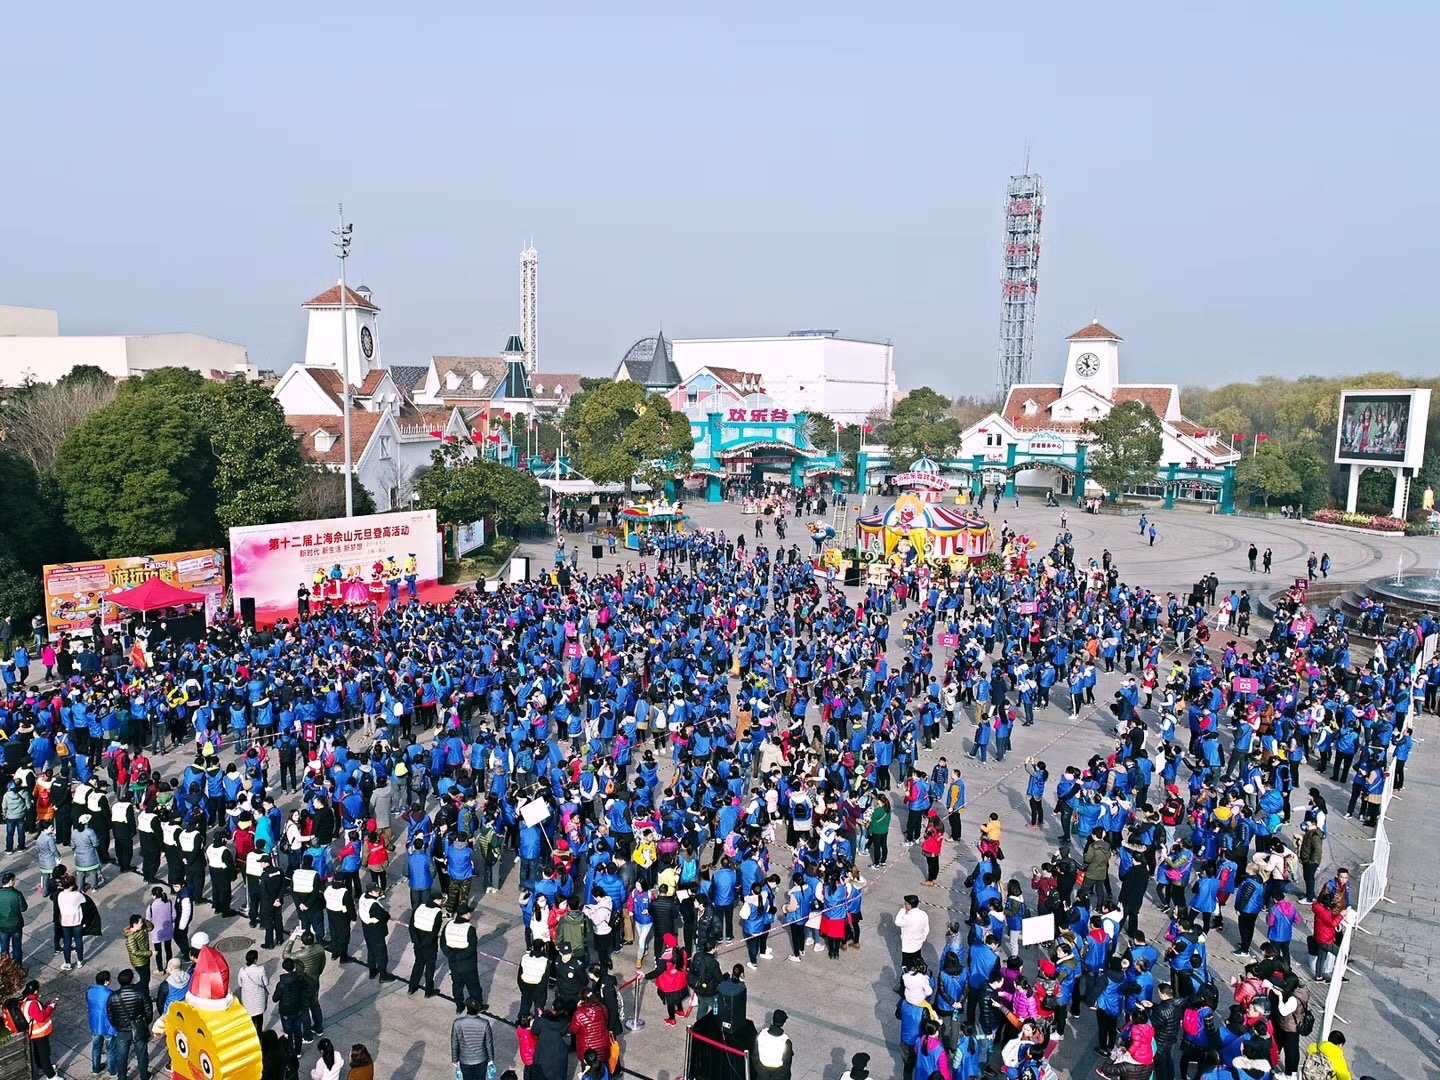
[1299,1048,1335,1080]
[1182,1007,1202,1039]
[1296,999,1316,1037]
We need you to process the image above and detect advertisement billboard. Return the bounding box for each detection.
[43,549,227,638]
[1335,388,1431,469]
[456,519,487,556]
[229,509,439,625]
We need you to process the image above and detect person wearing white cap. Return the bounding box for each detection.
[73,814,103,892]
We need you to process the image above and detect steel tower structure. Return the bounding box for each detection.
[997,172,1044,397]
[520,243,539,374]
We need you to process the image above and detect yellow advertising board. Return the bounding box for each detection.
[42,549,227,638]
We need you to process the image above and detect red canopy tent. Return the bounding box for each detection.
[108,577,207,613]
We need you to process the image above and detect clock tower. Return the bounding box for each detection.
[1060,319,1121,400]
[301,282,382,387]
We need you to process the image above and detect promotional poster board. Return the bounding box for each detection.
[43,549,227,638]
[229,509,439,625]
[1334,388,1431,469]
[457,518,487,556]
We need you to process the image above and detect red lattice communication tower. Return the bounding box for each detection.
[997,172,1044,396]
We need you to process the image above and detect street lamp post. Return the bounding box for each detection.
[334,205,355,517]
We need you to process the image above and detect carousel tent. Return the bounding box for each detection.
[620,502,689,549]
[856,492,991,560]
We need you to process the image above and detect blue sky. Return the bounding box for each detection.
[2,2,1434,392]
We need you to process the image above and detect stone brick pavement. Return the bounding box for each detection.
[1,501,1431,1079]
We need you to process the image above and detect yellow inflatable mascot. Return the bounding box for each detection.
[164,945,263,1080]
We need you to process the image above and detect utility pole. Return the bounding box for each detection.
[334,206,355,517]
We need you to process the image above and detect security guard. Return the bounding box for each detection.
[179,819,205,900]
[245,840,268,928]
[357,886,391,980]
[291,855,322,940]
[206,833,238,916]
[160,814,184,885]
[85,781,112,863]
[323,878,355,961]
[754,1009,795,1080]
[407,898,443,997]
[260,853,288,949]
[137,805,162,882]
[441,908,485,1013]
[109,790,137,875]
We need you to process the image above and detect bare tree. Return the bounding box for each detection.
[0,376,118,472]
[373,458,416,512]
[294,466,376,519]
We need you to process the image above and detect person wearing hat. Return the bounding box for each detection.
[206,832,239,917]
[753,1009,793,1080]
[260,853,289,949]
[357,886,391,980]
[442,909,486,1014]
[408,895,444,998]
[73,813,103,892]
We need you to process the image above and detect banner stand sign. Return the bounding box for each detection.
[43,550,226,639]
[229,510,439,626]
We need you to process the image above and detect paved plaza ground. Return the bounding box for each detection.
[5,500,1436,1080]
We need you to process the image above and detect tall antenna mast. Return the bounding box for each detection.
[334,205,355,517]
[521,242,539,375]
[997,168,1044,398]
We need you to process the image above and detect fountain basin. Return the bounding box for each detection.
[1370,573,1440,606]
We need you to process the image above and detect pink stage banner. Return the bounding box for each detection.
[1231,676,1259,695]
[229,509,439,626]
[938,632,959,647]
[1016,601,1039,615]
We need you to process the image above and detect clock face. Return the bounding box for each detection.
[359,325,374,359]
[1074,352,1100,377]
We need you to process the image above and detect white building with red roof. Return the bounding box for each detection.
[958,321,1239,496]
[273,282,471,510]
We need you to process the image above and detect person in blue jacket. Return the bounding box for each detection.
[964,934,1000,1026]
[406,836,434,910]
[1023,759,1048,828]
[968,715,992,764]
[86,970,118,1076]
[1190,861,1221,933]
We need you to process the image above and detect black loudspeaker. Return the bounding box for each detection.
[714,981,748,1030]
[844,564,862,587]
[239,597,256,629]
[592,545,604,560]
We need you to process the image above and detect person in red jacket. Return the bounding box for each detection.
[653,934,690,1026]
[1310,894,1345,980]
[920,819,944,886]
[568,992,611,1062]
[515,1013,537,1073]
[363,831,389,892]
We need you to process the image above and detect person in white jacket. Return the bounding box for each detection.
[893,895,930,969]
[309,1038,343,1080]
[237,950,269,1033]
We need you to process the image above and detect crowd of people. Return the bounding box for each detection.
[0,509,1421,1080]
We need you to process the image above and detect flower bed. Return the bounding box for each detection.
[1308,509,1406,533]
